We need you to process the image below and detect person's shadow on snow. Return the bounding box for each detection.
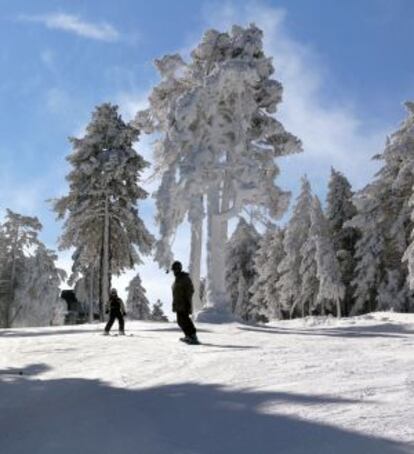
[0,363,411,454]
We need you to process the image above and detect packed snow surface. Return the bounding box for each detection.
[1,312,413,453]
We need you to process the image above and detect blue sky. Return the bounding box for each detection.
[0,0,413,308]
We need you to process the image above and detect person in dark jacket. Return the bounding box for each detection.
[103,288,126,335]
[171,261,199,344]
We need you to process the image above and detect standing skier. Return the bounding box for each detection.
[103,288,126,335]
[171,261,200,344]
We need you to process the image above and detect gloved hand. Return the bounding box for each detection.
[123,312,127,317]
[105,309,109,314]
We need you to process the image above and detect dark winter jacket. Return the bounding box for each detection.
[172,272,194,314]
[107,296,126,314]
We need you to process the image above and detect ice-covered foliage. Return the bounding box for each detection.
[225,218,260,321]
[0,210,42,327]
[277,176,313,318]
[151,299,169,322]
[350,102,414,313]
[250,227,285,320]
[310,196,344,317]
[135,24,301,320]
[326,168,359,315]
[74,269,100,322]
[126,273,151,320]
[53,103,154,318]
[13,245,67,327]
[0,210,66,327]
[298,224,319,317]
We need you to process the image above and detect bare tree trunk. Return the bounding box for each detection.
[336,299,342,318]
[101,192,110,321]
[98,244,104,321]
[198,188,231,322]
[88,267,94,324]
[189,195,204,314]
[6,230,18,328]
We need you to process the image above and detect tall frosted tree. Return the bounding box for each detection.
[277,176,313,318]
[126,273,151,320]
[250,227,285,320]
[326,168,359,315]
[53,103,154,319]
[13,245,67,327]
[0,210,65,327]
[310,196,345,317]
[298,223,319,317]
[225,218,260,321]
[135,24,301,321]
[400,103,414,311]
[350,102,414,314]
[0,210,42,327]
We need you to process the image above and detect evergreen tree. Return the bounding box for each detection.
[0,210,42,327]
[126,273,151,320]
[277,176,313,318]
[250,227,285,320]
[151,299,169,322]
[13,245,67,327]
[53,103,154,319]
[350,102,414,313]
[310,196,345,317]
[136,24,301,321]
[225,218,260,321]
[326,168,359,315]
[298,225,319,316]
[0,210,66,327]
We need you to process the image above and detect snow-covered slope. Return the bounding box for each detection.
[1,313,413,453]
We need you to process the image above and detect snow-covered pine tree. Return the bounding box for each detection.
[0,210,42,327]
[74,268,100,323]
[298,225,319,317]
[277,176,313,318]
[126,273,151,320]
[225,218,260,321]
[310,196,345,317]
[0,210,66,327]
[13,245,67,327]
[400,103,414,310]
[249,229,272,320]
[350,102,414,314]
[135,24,301,322]
[250,227,286,320]
[151,299,169,322]
[326,168,359,315]
[53,103,155,319]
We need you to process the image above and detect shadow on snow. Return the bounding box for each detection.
[0,363,411,454]
[238,322,414,339]
[0,328,101,338]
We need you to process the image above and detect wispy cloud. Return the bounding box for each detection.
[19,13,120,42]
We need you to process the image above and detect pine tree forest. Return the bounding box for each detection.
[1,24,414,327]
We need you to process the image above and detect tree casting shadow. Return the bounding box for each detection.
[0,363,411,454]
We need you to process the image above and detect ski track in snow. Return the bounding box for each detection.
[0,312,413,454]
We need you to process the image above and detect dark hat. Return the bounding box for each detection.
[171,261,183,272]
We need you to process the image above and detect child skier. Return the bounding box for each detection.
[103,288,126,335]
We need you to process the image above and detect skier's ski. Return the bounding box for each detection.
[101,333,134,337]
